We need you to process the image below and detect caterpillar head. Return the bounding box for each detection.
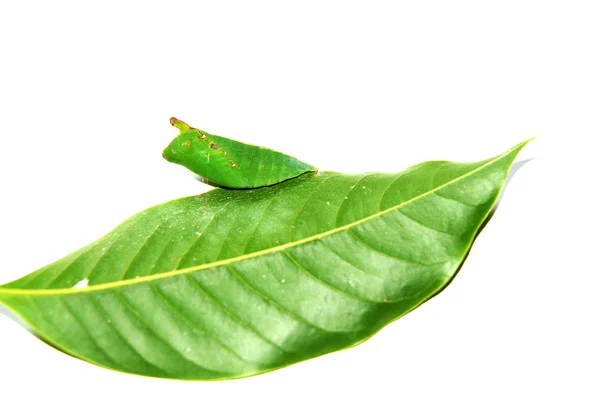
[162,117,203,163]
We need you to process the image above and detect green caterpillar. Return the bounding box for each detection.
[163,118,317,188]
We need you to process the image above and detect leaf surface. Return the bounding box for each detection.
[163,118,316,188]
[0,140,530,380]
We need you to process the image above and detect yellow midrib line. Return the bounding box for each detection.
[0,140,530,297]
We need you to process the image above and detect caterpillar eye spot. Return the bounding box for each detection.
[182,141,191,148]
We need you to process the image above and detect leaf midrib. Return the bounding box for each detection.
[0,141,526,297]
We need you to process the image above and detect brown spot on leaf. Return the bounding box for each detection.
[210,143,220,150]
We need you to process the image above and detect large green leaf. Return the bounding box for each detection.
[0,140,530,380]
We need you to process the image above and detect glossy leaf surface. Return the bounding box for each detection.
[0,140,529,380]
[163,118,317,188]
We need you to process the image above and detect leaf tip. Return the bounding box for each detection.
[507,137,536,155]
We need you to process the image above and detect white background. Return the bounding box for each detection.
[0,1,598,400]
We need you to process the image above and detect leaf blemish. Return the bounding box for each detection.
[73,278,88,289]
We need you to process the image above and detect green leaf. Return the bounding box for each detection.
[163,118,317,188]
[0,140,530,380]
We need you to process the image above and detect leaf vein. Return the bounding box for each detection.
[58,297,124,369]
[185,274,292,354]
[396,209,458,237]
[346,229,429,266]
[173,198,237,270]
[114,291,226,375]
[226,266,353,333]
[149,283,254,366]
[120,222,165,280]
[87,295,171,376]
[282,250,377,304]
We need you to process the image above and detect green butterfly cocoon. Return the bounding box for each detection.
[163,118,317,189]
